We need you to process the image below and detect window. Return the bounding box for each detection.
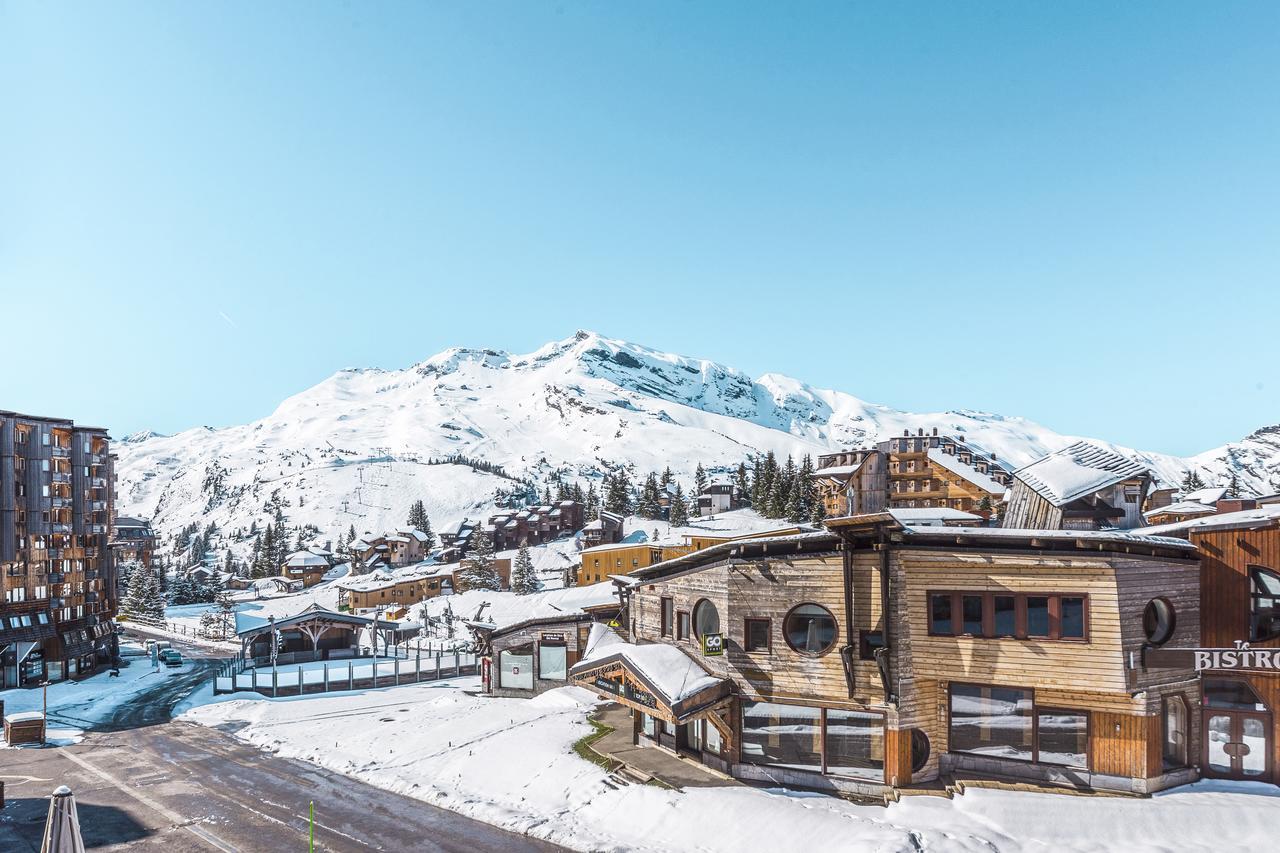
[1249,565,1280,642]
[929,594,952,634]
[910,729,931,774]
[741,702,822,771]
[499,647,534,690]
[538,644,567,681]
[744,618,770,652]
[1143,598,1177,646]
[784,604,838,655]
[929,592,1086,641]
[706,721,722,754]
[824,709,884,779]
[660,598,673,637]
[677,611,690,641]
[949,684,1034,761]
[693,599,720,639]
[1026,596,1050,637]
[1163,695,1188,769]
[993,595,1016,638]
[1036,709,1088,768]
[1060,597,1086,639]
[1204,678,1266,711]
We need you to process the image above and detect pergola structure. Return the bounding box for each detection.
[235,603,400,664]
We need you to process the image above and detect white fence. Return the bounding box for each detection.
[214,651,478,697]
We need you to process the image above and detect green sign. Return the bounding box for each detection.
[702,633,724,657]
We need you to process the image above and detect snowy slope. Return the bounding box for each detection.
[116,330,1280,553]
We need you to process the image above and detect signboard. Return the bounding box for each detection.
[540,633,566,643]
[1145,641,1280,672]
[592,673,659,710]
[594,675,623,696]
[701,633,724,657]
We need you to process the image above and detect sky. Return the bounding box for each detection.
[2,2,1277,456]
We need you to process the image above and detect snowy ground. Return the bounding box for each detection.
[0,642,187,744]
[179,679,1277,852]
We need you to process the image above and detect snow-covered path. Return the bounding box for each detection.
[180,678,1276,852]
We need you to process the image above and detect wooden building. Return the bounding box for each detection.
[354,529,433,571]
[281,550,330,588]
[234,604,400,666]
[571,516,1201,795]
[580,511,625,549]
[336,559,512,613]
[469,583,621,698]
[1003,441,1153,531]
[813,431,1009,520]
[578,542,666,586]
[1135,504,1280,783]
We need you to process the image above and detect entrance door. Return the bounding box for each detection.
[1205,711,1270,780]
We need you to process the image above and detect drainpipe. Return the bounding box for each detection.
[839,540,857,698]
[874,530,897,706]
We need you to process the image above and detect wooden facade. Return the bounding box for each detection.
[576,520,1200,795]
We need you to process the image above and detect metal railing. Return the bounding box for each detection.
[214,650,479,697]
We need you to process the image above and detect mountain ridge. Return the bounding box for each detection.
[115,330,1279,555]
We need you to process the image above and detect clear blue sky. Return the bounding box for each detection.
[2,2,1277,455]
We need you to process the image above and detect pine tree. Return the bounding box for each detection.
[585,482,600,520]
[604,469,632,515]
[1180,470,1207,494]
[637,473,662,520]
[511,545,538,595]
[458,527,501,591]
[735,462,750,507]
[224,550,234,574]
[660,466,674,487]
[1228,471,1242,498]
[669,483,690,527]
[406,499,435,549]
[200,587,237,640]
[694,463,708,497]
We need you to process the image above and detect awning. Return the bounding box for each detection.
[569,626,732,723]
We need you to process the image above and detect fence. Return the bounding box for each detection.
[213,651,479,697]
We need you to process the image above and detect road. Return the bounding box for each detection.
[0,629,566,852]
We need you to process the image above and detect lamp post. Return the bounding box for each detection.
[40,680,49,746]
[269,615,278,670]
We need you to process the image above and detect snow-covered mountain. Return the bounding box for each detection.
[115,330,1280,552]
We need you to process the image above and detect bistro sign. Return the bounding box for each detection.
[1145,640,1280,671]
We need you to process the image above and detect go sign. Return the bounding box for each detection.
[702,633,724,657]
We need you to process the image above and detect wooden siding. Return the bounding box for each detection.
[1001,480,1063,530]
[632,552,888,711]
[1194,526,1280,648]
[1091,711,1152,778]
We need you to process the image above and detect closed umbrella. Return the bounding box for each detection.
[40,785,86,853]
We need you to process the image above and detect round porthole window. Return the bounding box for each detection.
[1143,597,1176,646]
[910,729,931,774]
[783,603,838,656]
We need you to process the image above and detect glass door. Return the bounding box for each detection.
[1205,712,1270,780]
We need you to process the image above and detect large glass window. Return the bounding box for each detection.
[1026,596,1050,637]
[744,618,770,652]
[660,598,673,637]
[961,595,984,635]
[1250,566,1280,642]
[1204,679,1267,711]
[784,604,838,655]
[693,600,720,638]
[1036,709,1088,767]
[993,595,1016,637]
[1060,597,1086,639]
[538,644,567,681]
[949,684,1034,761]
[741,702,822,771]
[824,709,884,779]
[499,647,534,690]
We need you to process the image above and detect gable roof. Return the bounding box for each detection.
[927,449,1006,495]
[1012,441,1149,506]
[1143,500,1219,520]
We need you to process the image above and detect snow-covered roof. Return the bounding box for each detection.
[1012,441,1149,506]
[465,582,619,635]
[901,524,1197,552]
[888,507,984,526]
[581,540,654,554]
[582,519,603,531]
[927,449,1006,495]
[574,624,723,705]
[1183,486,1228,506]
[1133,504,1280,537]
[809,464,860,479]
[402,529,431,543]
[284,550,329,568]
[1142,500,1219,520]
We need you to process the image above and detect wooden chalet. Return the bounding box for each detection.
[580,511,625,549]
[571,515,1201,795]
[1135,503,1280,783]
[281,550,330,588]
[811,450,887,519]
[1003,441,1153,531]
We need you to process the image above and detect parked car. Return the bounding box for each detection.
[160,650,184,667]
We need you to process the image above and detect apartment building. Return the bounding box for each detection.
[1,411,118,688]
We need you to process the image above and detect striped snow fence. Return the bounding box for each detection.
[218,651,478,696]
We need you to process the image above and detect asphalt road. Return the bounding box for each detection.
[0,629,566,852]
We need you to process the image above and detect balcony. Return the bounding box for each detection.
[51,523,72,534]
[6,566,26,577]
[50,445,71,458]
[90,478,107,489]
[89,500,107,512]
[50,496,71,509]
[84,569,100,581]
[85,591,99,603]
[51,472,72,484]
[88,453,106,465]
[47,572,65,584]
[50,598,64,609]
[88,524,107,535]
